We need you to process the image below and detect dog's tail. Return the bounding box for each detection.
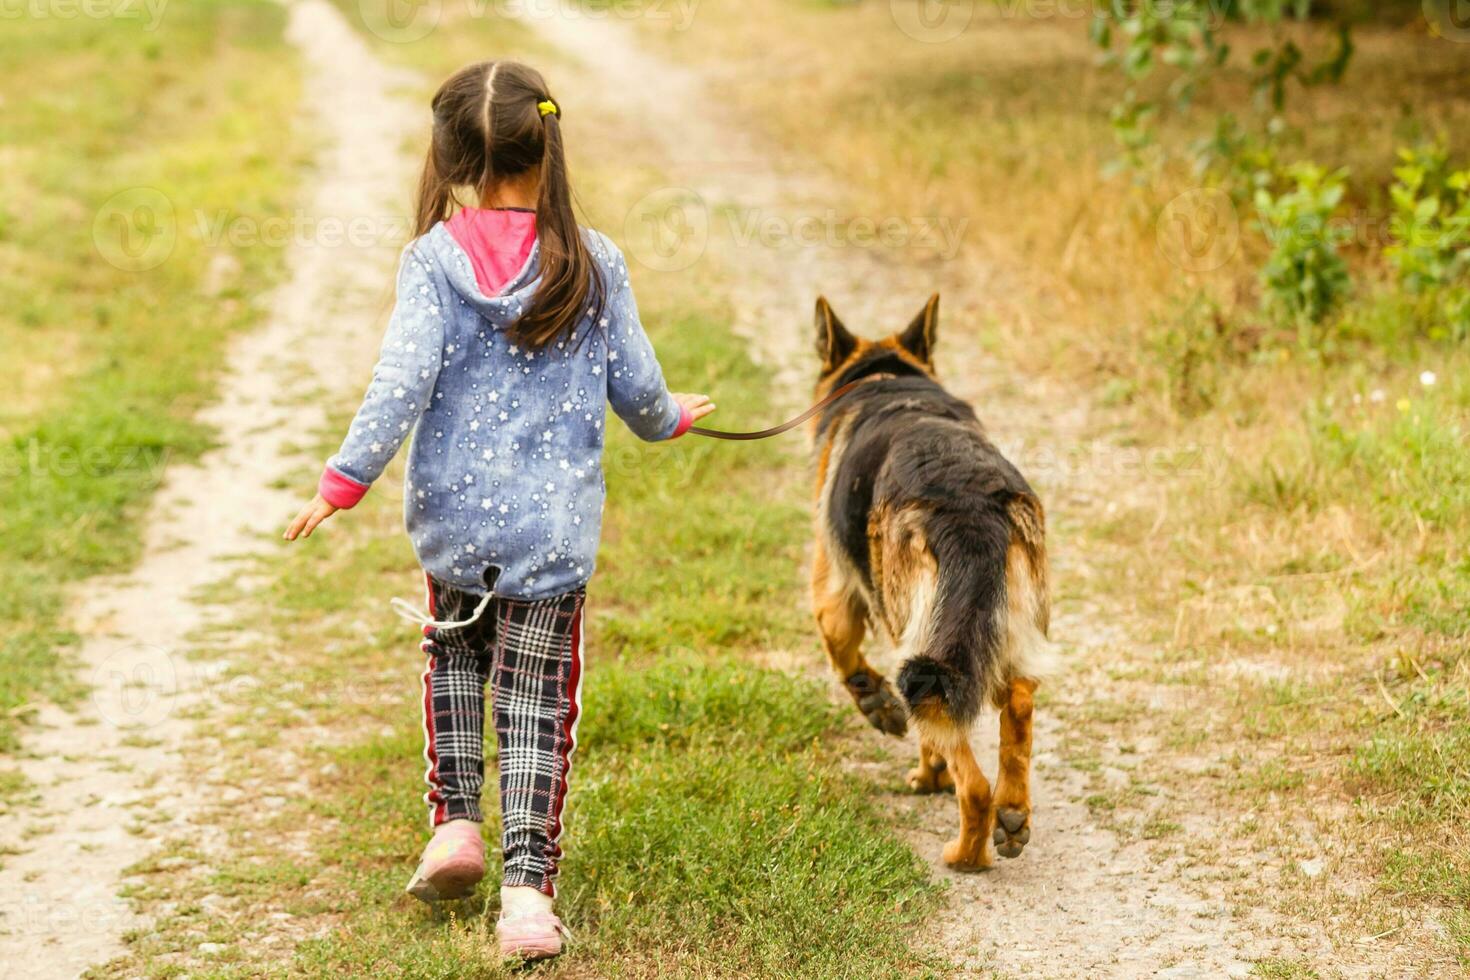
[895,496,1049,734]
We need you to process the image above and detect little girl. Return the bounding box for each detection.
[283,60,714,960]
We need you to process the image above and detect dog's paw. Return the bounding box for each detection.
[991,806,1031,859]
[941,836,990,872]
[845,671,908,737]
[858,685,908,737]
[905,762,954,794]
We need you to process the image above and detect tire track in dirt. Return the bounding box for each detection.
[520,6,1347,976]
[0,4,421,974]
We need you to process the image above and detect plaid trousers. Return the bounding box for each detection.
[419,574,585,896]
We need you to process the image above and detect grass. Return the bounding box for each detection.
[1251,959,1321,980]
[0,0,302,750]
[620,0,1470,966]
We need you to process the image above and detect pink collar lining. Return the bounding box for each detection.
[444,207,537,297]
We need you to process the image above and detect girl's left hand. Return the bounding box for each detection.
[284,493,339,541]
[672,392,716,423]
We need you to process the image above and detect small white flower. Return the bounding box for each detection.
[1420,370,1437,387]
[1369,389,1386,404]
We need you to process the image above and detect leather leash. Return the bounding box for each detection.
[688,375,891,441]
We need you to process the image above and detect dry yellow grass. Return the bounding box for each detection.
[653,7,1464,362]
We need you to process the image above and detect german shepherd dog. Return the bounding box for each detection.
[809,294,1051,871]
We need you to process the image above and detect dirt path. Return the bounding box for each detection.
[521,6,1347,977]
[0,3,421,974]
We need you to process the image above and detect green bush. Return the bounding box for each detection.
[1386,144,1470,341]
[1090,0,1353,173]
[1254,163,1352,333]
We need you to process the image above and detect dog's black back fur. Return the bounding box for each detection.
[819,349,1037,722]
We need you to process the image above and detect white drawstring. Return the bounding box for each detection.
[390,589,495,631]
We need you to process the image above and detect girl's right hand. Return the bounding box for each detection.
[672,392,716,423]
[284,493,339,541]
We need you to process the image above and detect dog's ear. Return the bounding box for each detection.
[898,293,939,365]
[815,296,857,372]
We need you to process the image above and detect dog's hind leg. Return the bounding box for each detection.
[992,676,1037,859]
[938,734,994,871]
[811,542,907,737]
[906,737,954,794]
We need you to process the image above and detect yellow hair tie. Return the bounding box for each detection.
[537,100,558,118]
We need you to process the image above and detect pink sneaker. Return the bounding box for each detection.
[496,912,570,960]
[405,821,484,903]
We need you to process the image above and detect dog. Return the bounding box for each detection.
[808,294,1051,871]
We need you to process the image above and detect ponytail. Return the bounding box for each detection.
[512,105,603,349]
[413,67,482,238]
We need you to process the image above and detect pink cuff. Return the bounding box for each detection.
[318,465,370,509]
[670,404,693,439]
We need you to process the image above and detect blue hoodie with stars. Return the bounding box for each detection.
[319,223,686,600]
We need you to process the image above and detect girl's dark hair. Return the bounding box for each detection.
[414,60,601,349]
